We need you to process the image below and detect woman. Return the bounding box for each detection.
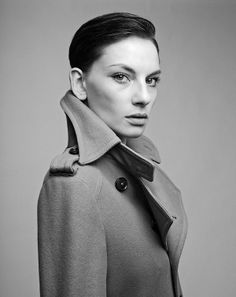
[38,12,187,297]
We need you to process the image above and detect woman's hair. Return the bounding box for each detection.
[69,12,159,73]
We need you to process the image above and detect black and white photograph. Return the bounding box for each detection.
[1,1,235,297]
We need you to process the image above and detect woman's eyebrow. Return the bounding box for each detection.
[148,69,161,76]
[108,64,135,74]
[108,64,161,76]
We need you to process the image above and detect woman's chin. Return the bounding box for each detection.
[117,126,146,140]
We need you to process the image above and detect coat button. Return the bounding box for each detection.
[69,146,79,155]
[115,177,128,192]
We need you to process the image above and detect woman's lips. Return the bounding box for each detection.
[125,113,148,119]
[125,113,148,125]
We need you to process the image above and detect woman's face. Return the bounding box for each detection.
[83,36,161,142]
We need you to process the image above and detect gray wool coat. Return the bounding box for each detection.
[38,91,188,297]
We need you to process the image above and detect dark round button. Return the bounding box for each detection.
[69,146,79,155]
[115,177,128,192]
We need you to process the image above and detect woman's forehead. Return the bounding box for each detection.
[97,37,160,72]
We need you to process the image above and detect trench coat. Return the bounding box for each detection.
[38,91,188,297]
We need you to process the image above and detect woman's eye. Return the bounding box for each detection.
[146,77,161,87]
[112,73,129,83]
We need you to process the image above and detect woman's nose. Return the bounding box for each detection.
[132,82,151,106]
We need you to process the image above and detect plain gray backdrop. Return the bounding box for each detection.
[1,0,236,296]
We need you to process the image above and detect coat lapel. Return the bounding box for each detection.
[109,144,187,297]
[109,143,174,250]
[141,167,187,268]
[109,142,187,271]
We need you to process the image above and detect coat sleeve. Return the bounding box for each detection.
[37,173,107,297]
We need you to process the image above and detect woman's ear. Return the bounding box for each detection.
[69,68,87,100]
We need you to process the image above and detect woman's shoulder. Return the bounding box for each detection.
[40,146,103,204]
[38,150,106,239]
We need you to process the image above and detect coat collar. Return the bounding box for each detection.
[60,91,161,182]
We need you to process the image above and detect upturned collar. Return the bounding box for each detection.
[60,91,161,181]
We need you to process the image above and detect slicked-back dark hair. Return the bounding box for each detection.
[69,12,159,72]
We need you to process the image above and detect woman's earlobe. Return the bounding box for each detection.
[69,68,87,100]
